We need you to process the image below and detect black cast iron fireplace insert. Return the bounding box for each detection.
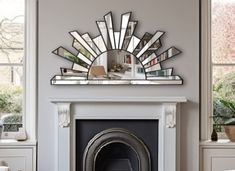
[76,120,158,171]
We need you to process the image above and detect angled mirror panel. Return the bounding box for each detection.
[73,39,95,61]
[127,36,140,53]
[60,68,87,77]
[52,47,89,68]
[123,21,138,50]
[72,63,89,72]
[93,35,107,53]
[119,12,131,49]
[142,53,157,65]
[144,47,181,66]
[97,21,110,48]
[104,12,116,49]
[70,31,98,58]
[144,63,162,72]
[114,32,120,49]
[77,53,92,65]
[146,68,173,77]
[82,33,101,55]
[136,31,164,58]
[132,33,153,56]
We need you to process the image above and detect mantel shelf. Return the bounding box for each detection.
[50,96,187,103]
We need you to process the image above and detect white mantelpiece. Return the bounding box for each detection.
[51,96,187,171]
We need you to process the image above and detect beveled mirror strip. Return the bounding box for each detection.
[51,75,183,85]
[144,47,181,67]
[142,53,157,65]
[104,12,116,49]
[114,32,120,49]
[145,63,161,72]
[52,47,88,68]
[82,33,101,55]
[72,40,95,61]
[147,40,162,52]
[123,21,138,50]
[72,63,89,72]
[146,68,173,77]
[119,12,131,49]
[77,53,92,65]
[93,35,107,53]
[136,31,165,58]
[69,31,98,57]
[133,33,152,56]
[60,68,87,77]
[147,75,181,81]
[127,36,140,53]
[97,21,109,48]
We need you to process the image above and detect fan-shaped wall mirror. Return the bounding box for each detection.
[51,12,183,85]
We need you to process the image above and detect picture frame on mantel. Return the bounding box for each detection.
[51,12,183,85]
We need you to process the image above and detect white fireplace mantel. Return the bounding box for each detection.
[51,96,187,171]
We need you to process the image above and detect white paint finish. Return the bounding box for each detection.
[202,148,235,171]
[0,146,36,171]
[58,127,70,171]
[200,139,235,147]
[56,103,71,127]
[50,96,187,103]
[38,0,199,171]
[164,103,177,128]
[24,0,37,141]
[0,140,36,146]
[52,99,185,171]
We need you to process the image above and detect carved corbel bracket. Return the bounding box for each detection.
[56,103,71,127]
[163,103,177,128]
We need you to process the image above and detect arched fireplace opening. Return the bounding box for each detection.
[83,128,151,171]
[95,142,138,171]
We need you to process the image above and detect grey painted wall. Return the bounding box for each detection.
[38,0,199,170]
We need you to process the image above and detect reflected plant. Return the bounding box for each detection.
[0,85,22,114]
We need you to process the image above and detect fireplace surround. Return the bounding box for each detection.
[51,96,187,171]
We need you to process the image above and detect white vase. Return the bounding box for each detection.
[15,127,27,141]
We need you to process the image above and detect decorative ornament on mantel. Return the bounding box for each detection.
[51,12,183,85]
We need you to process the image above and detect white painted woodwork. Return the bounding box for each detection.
[51,96,186,171]
[0,140,36,171]
[201,140,235,171]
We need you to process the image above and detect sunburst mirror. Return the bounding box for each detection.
[51,12,183,85]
